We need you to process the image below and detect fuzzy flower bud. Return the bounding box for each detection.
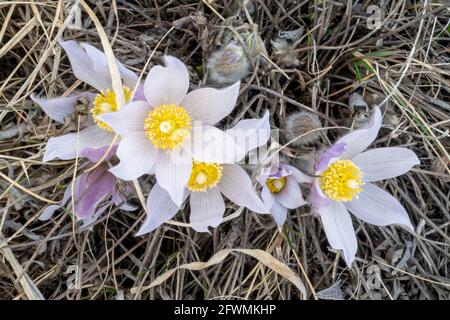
[207,43,250,84]
[284,111,322,146]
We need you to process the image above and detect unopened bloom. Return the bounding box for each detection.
[207,43,249,84]
[284,111,322,146]
[258,163,311,226]
[310,106,419,266]
[32,39,143,162]
[39,147,135,226]
[99,56,267,206]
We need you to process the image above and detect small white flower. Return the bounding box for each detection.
[310,106,419,266]
[137,162,269,235]
[258,163,311,226]
[99,56,270,206]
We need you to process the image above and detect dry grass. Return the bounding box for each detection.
[0,0,449,300]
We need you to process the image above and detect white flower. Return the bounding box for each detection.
[309,106,419,266]
[258,163,311,226]
[99,56,270,206]
[32,39,143,162]
[137,162,269,235]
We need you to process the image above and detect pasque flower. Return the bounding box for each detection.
[258,163,311,226]
[309,106,419,266]
[39,147,135,226]
[99,56,266,206]
[136,111,271,234]
[32,39,143,162]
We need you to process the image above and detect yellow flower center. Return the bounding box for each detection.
[144,104,192,150]
[320,159,363,202]
[265,176,286,193]
[187,162,223,192]
[91,86,133,131]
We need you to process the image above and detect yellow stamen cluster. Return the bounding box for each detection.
[320,160,363,202]
[265,176,286,193]
[144,104,192,150]
[187,162,223,192]
[91,86,132,131]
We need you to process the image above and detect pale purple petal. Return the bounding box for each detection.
[319,201,357,266]
[136,183,186,236]
[308,179,331,212]
[282,164,312,183]
[218,164,268,214]
[132,84,146,101]
[315,142,347,172]
[31,94,79,123]
[225,111,271,162]
[190,125,241,164]
[189,187,225,232]
[144,56,189,107]
[74,163,116,220]
[271,201,288,226]
[109,132,158,180]
[58,39,111,91]
[155,149,192,206]
[345,183,414,231]
[80,42,139,89]
[80,204,110,230]
[352,147,419,182]
[98,101,151,135]
[80,145,117,163]
[274,176,305,209]
[39,205,63,221]
[43,125,115,162]
[335,106,382,160]
[181,82,240,125]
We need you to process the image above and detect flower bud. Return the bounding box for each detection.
[207,43,250,84]
[284,111,322,146]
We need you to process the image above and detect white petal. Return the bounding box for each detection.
[352,147,419,182]
[336,106,382,159]
[181,82,240,125]
[43,125,114,161]
[345,183,414,231]
[225,110,271,162]
[283,164,312,183]
[190,187,225,232]
[59,39,111,91]
[274,176,305,209]
[260,185,275,210]
[144,56,189,107]
[31,94,79,123]
[98,101,151,135]
[320,201,357,266]
[109,132,158,180]
[218,164,268,213]
[191,126,241,163]
[155,149,192,206]
[136,183,183,236]
[80,42,139,89]
[271,201,288,226]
